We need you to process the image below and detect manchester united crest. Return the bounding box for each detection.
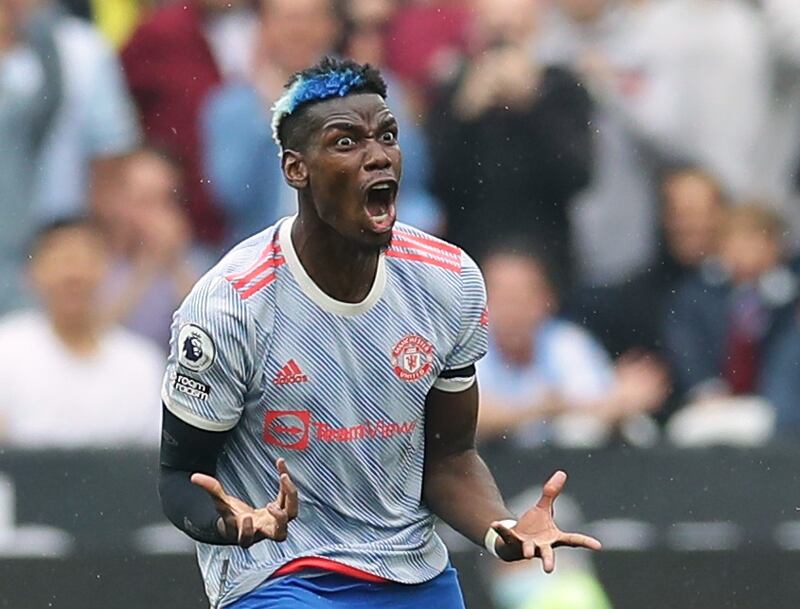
[391,334,434,381]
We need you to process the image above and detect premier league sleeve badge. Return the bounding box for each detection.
[177,323,216,372]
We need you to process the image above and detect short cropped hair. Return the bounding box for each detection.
[271,56,387,151]
[28,216,100,258]
[481,236,562,298]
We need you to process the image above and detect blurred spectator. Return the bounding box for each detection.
[31,0,141,223]
[0,218,162,448]
[121,0,258,245]
[384,0,471,104]
[99,147,206,347]
[429,0,592,278]
[539,0,661,286]
[89,0,144,48]
[754,0,800,246]
[477,243,668,449]
[339,0,444,233]
[0,1,60,315]
[760,312,800,436]
[663,204,798,404]
[623,0,768,199]
[202,0,338,245]
[568,165,727,358]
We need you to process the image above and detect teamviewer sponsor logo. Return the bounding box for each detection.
[263,411,311,450]
[263,410,417,450]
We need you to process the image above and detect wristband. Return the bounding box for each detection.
[484,519,518,557]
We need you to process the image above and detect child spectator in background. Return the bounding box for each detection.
[663,204,798,403]
[568,165,727,359]
[0,218,162,448]
[477,241,669,449]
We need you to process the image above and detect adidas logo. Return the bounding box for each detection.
[273,359,309,385]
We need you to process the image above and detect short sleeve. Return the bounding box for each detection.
[433,253,489,392]
[161,275,256,432]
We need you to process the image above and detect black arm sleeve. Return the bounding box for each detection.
[158,405,233,545]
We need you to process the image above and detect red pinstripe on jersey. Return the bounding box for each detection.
[391,228,460,256]
[240,271,281,300]
[226,238,286,299]
[387,230,462,273]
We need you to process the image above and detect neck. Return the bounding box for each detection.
[50,314,100,356]
[291,210,380,303]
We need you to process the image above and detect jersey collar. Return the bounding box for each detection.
[279,216,387,316]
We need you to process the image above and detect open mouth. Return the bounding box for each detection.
[364,180,397,233]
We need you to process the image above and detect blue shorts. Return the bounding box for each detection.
[228,566,466,609]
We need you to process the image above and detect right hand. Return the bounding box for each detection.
[191,458,298,548]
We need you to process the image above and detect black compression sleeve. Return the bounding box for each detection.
[158,404,232,544]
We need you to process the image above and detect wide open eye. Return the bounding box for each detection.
[336,136,356,148]
[380,131,397,144]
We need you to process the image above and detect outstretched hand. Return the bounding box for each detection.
[191,458,298,548]
[491,471,601,572]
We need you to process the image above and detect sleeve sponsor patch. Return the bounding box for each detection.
[171,371,212,402]
[177,324,216,372]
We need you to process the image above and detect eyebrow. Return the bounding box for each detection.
[321,115,398,134]
[322,121,358,132]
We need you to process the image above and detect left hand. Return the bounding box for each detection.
[491,471,602,572]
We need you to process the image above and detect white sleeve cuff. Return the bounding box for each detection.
[432,374,476,393]
[161,390,239,432]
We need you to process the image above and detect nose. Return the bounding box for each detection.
[363,138,392,172]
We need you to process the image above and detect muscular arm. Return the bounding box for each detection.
[422,381,515,548]
[158,405,231,544]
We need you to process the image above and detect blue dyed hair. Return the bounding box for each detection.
[271,57,388,149]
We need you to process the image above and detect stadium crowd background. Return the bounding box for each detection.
[1,0,800,608]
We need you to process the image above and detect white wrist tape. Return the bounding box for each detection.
[484,519,518,557]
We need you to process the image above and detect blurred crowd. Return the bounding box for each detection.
[2,0,800,452]
[2,1,800,607]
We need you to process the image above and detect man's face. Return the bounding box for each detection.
[123,153,182,236]
[484,254,556,357]
[29,227,107,323]
[662,172,723,267]
[290,93,402,250]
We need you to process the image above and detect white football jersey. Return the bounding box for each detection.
[161,216,488,606]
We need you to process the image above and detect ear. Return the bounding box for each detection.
[282,150,309,190]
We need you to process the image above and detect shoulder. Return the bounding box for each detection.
[0,310,47,344]
[542,319,607,361]
[387,223,473,276]
[105,325,164,367]
[204,83,261,120]
[184,222,284,317]
[387,223,484,307]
